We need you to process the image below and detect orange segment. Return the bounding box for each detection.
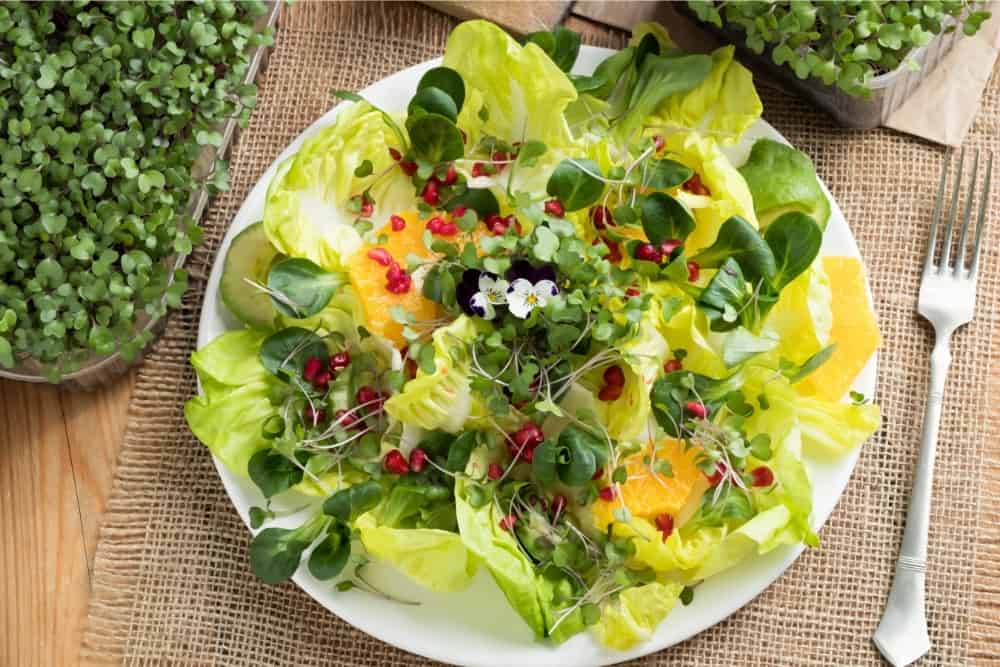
[592,438,707,527]
[346,211,441,348]
[798,256,881,401]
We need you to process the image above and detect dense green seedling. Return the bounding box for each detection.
[0,1,273,378]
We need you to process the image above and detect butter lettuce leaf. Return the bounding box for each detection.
[593,581,683,650]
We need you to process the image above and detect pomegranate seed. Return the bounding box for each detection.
[312,370,331,391]
[513,422,544,450]
[387,274,412,294]
[443,164,458,185]
[436,222,458,236]
[544,199,565,217]
[634,243,663,263]
[685,400,708,419]
[422,181,439,205]
[390,214,406,231]
[687,261,701,282]
[491,151,509,170]
[598,486,616,502]
[386,262,404,281]
[409,448,428,473]
[329,351,351,371]
[388,147,402,161]
[471,162,485,178]
[334,409,360,429]
[751,466,774,487]
[592,467,604,480]
[590,205,613,230]
[652,135,665,152]
[489,219,507,236]
[303,405,327,426]
[683,173,710,196]
[550,494,567,518]
[366,248,392,266]
[706,461,726,486]
[359,199,374,218]
[303,356,323,382]
[499,514,517,531]
[655,513,674,540]
[451,206,468,219]
[625,287,640,297]
[404,357,418,379]
[659,239,682,258]
[383,449,410,475]
[604,239,622,263]
[663,358,683,373]
[598,383,622,401]
[400,160,418,176]
[357,386,379,405]
[488,463,504,480]
[603,365,625,387]
[426,216,445,233]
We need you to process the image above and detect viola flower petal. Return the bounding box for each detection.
[507,278,540,319]
[469,292,496,320]
[456,268,483,316]
[533,279,558,298]
[478,273,509,304]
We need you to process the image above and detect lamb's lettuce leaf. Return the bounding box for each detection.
[738,139,831,230]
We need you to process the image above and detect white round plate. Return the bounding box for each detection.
[197,46,877,667]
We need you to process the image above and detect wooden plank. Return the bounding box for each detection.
[423,1,572,35]
[0,381,91,667]
[59,371,134,567]
[572,1,665,30]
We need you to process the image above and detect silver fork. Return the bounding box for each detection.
[873,148,994,666]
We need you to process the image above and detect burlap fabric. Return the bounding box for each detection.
[82,3,1000,665]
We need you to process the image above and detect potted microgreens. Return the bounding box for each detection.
[0,1,274,386]
[685,0,993,128]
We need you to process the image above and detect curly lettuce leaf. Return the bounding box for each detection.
[738,138,831,230]
[593,581,683,650]
[384,316,487,433]
[263,102,412,271]
[356,512,477,593]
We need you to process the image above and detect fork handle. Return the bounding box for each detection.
[874,332,951,666]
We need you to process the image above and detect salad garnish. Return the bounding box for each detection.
[188,20,882,649]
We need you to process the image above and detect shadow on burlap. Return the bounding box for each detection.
[82,3,1000,665]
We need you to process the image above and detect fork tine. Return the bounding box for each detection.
[939,147,966,272]
[970,150,994,277]
[955,149,981,275]
[925,152,951,272]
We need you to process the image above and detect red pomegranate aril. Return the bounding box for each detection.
[312,370,331,391]
[404,357,418,379]
[598,383,622,401]
[705,461,726,486]
[599,486,616,502]
[390,214,406,231]
[659,239,682,258]
[687,261,701,282]
[634,243,663,263]
[425,217,444,234]
[357,386,379,406]
[685,400,708,419]
[334,409,360,429]
[655,513,674,540]
[603,365,625,387]
[544,199,565,217]
[359,199,374,218]
[383,449,410,475]
[604,239,622,263]
[751,466,775,487]
[488,463,504,481]
[388,147,402,162]
[499,514,517,531]
[386,274,412,294]
[436,222,458,236]
[513,422,545,450]
[386,262,404,282]
[422,181,439,205]
[443,164,458,185]
[550,494,567,518]
[489,219,507,236]
[683,173,710,196]
[329,351,351,371]
[303,405,327,426]
[491,151,509,170]
[590,205,613,230]
[625,286,640,297]
[366,248,392,266]
[652,135,665,152]
[592,467,604,480]
[303,356,323,382]
[471,162,485,178]
[663,358,683,373]
[451,205,468,219]
[400,160,418,176]
[409,448,428,473]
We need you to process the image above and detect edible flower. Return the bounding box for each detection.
[457,269,508,320]
[505,259,556,285]
[507,277,557,319]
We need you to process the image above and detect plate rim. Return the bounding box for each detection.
[195,46,878,667]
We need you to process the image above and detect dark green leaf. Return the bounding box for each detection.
[322,480,383,522]
[445,431,478,472]
[641,192,695,244]
[692,217,776,285]
[546,159,604,211]
[444,188,500,217]
[783,343,837,383]
[417,67,466,111]
[259,327,328,379]
[408,86,459,123]
[406,113,465,164]
[643,158,693,190]
[308,521,351,580]
[267,258,345,318]
[248,449,304,498]
[763,211,823,290]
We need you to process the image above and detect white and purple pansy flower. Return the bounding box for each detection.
[506,277,558,319]
[457,269,509,320]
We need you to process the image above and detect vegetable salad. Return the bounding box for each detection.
[186,21,881,649]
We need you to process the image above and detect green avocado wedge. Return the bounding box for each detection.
[220,221,282,329]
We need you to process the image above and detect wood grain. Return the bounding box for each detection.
[423,0,572,35]
[0,377,132,667]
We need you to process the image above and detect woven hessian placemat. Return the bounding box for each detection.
[82,3,1000,665]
